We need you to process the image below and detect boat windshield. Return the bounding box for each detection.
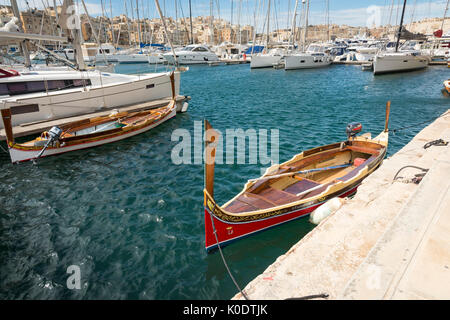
[183,46,195,51]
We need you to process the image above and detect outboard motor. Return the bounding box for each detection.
[346,122,362,140]
[34,126,63,161]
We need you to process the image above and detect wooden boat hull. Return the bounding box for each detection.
[0,71,181,130]
[203,102,390,252]
[444,80,450,94]
[204,183,360,252]
[204,140,387,252]
[7,103,176,163]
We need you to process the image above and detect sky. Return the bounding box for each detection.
[6,0,449,29]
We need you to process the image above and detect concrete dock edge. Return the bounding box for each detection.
[232,109,450,300]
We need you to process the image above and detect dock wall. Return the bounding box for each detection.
[233,109,450,300]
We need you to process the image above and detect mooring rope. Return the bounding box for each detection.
[208,203,249,300]
[0,143,8,154]
[393,165,429,183]
[389,110,449,134]
[423,139,448,149]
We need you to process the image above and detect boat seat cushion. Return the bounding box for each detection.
[353,157,366,167]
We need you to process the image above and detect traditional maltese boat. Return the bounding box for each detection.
[444,80,450,95]
[203,102,391,252]
[1,74,178,163]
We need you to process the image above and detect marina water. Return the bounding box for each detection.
[0,63,448,299]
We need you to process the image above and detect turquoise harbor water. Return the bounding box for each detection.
[0,63,448,299]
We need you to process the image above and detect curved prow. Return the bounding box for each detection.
[170,71,176,100]
[204,120,220,199]
[374,101,391,147]
[384,100,391,133]
[1,108,14,146]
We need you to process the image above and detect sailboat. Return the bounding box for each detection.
[203,102,391,252]
[0,0,182,129]
[373,0,429,75]
[284,0,333,70]
[250,0,287,69]
[1,73,179,163]
[160,0,219,65]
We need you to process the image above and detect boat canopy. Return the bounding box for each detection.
[140,43,165,48]
[245,46,265,54]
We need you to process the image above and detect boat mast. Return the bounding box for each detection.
[303,0,309,52]
[395,0,407,52]
[60,0,87,70]
[326,0,330,42]
[189,0,193,44]
[441,0,449,33]
[136,0,142,47]
[124,1,132,46]
[154,0,179,67]
[210,0,214,45]
[238,0,242,44]
[290,0,299,49]
[250,0,261,55]
[110,0,115,45]
[175,0,178,45]
[10,0,31,67]
[266,0,271,49]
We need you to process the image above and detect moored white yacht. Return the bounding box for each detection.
[284,44,332,70]
[162,44,219,65]
[250,48,286,69]
[373,51,429,75]
[0,68,181,129]
[372,0,430,75]
[0,0,185,130]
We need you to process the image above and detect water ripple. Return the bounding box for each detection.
[0,63,448,299]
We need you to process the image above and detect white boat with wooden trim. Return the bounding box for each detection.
[203,102,391,252]
[0,68,181,129]
[444,79,450,95]
[1,74,179,163]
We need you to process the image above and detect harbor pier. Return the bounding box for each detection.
[233,109,450,300]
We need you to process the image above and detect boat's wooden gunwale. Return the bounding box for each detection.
[10,101,174,151]
[215,142,386,219]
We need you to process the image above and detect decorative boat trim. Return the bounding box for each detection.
[2,72,179,163]
[202,102,391,252]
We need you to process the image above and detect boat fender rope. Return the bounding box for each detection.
[423,139,448,149]
[0,143,8,154]
[208,203,249,300]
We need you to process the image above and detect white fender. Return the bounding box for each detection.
[309,197,346,225]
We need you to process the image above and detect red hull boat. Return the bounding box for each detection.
[203,103,391,252]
